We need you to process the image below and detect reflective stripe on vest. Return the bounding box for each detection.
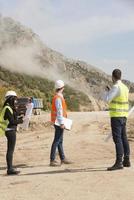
[109,82,129,117]
[0,106,13,136]
[111,100,128,105]
[51,95,67,123]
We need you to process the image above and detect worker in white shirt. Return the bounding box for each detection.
[103,69,130,171]
[50,80,72,166]
[21,97,34,130]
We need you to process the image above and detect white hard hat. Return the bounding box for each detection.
[5,90,17,98]
[55,80,65,89]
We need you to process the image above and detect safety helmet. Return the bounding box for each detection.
[55,80,65,89]
[5,90,17,99]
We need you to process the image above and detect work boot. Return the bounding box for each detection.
[107,161,123,171]
[49,160,60,167]
[61,158,72,165]
[7,169,20,175]
[123,157,131,167]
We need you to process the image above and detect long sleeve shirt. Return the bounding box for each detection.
[103,80,121,103]
[55,93,64,125]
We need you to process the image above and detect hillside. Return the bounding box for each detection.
[0,15,134,110]
[0,66,92,111]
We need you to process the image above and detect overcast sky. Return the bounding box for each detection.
[0,0,134,81]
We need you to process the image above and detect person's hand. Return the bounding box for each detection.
[60,124,65,129]
[105,86,110,91]
[17,116,23,124]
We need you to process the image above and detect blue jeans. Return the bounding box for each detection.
[50,125,65,161]
[111,117,130,162]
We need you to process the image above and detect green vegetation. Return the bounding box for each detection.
[64,86,90,111]
[0,67,90,111]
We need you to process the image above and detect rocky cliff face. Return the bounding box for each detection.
[0,15,134,111]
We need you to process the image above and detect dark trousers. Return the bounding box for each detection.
[5,130,16,170]
[50,125,65,161]
[111,117,130,162]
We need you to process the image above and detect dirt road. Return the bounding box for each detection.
[0,112,134,200]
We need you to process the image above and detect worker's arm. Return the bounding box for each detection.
[55,98,64,126]
[4,108,23,125]
[103,85,120,103]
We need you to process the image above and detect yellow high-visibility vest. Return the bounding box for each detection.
[109,81,129,118]
[0,105,13,136]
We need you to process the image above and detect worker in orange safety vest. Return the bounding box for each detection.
[50,80,72,166]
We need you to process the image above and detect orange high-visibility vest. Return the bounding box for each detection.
[51,95,67,123]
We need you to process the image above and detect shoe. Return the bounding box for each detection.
[49,160,60,167]
[123,157,131,167]
[7,169,20,175]
[107,162,123,171]
[61,159,72,165]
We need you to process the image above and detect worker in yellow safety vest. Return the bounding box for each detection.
[103,69,130,171]
[0,91,23,175]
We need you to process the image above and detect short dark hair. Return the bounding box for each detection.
[56,87,64,92]
[112,69,121,80]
